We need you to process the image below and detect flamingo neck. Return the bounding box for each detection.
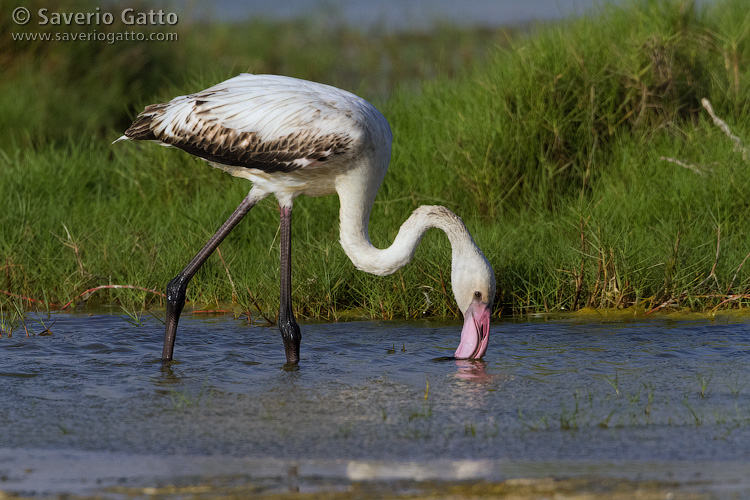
[336,179,476,277]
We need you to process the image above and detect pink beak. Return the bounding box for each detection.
[454,301,491,359]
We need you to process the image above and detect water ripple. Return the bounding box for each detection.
[1,313,749,474]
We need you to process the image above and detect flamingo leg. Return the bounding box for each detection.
[279,205,301,364]
[162,192,260,362]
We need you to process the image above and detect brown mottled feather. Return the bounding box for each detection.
[123,102,353,174]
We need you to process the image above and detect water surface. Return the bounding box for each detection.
[1,313,749,497]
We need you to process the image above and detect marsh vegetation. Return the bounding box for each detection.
[2,0,750,327]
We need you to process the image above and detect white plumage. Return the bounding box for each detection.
[116,73,495,363]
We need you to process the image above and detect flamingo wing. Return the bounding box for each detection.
[122,74,360,173]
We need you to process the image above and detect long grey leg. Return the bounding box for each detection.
[278,205,301,364]
[162,192,260,362]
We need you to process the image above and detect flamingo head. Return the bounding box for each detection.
[451,248,495,359]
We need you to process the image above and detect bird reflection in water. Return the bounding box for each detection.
[453,359,495,384]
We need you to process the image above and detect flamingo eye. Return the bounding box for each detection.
[474,291,482,300]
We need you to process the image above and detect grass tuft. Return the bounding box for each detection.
[2,0,750,319]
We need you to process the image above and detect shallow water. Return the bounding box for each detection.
[2,313,750,497]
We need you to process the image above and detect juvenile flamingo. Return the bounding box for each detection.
[115,74,495,364]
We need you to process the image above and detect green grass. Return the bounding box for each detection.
[383,0,750,315]
[2,0,750,324]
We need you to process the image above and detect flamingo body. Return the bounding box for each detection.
[116,74,495,363]
[118,74,389,205]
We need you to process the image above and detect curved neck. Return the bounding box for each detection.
[337,180,476,277]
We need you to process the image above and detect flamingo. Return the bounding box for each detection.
[114,74,495,364]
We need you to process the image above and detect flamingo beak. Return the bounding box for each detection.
[454,300,491,359]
